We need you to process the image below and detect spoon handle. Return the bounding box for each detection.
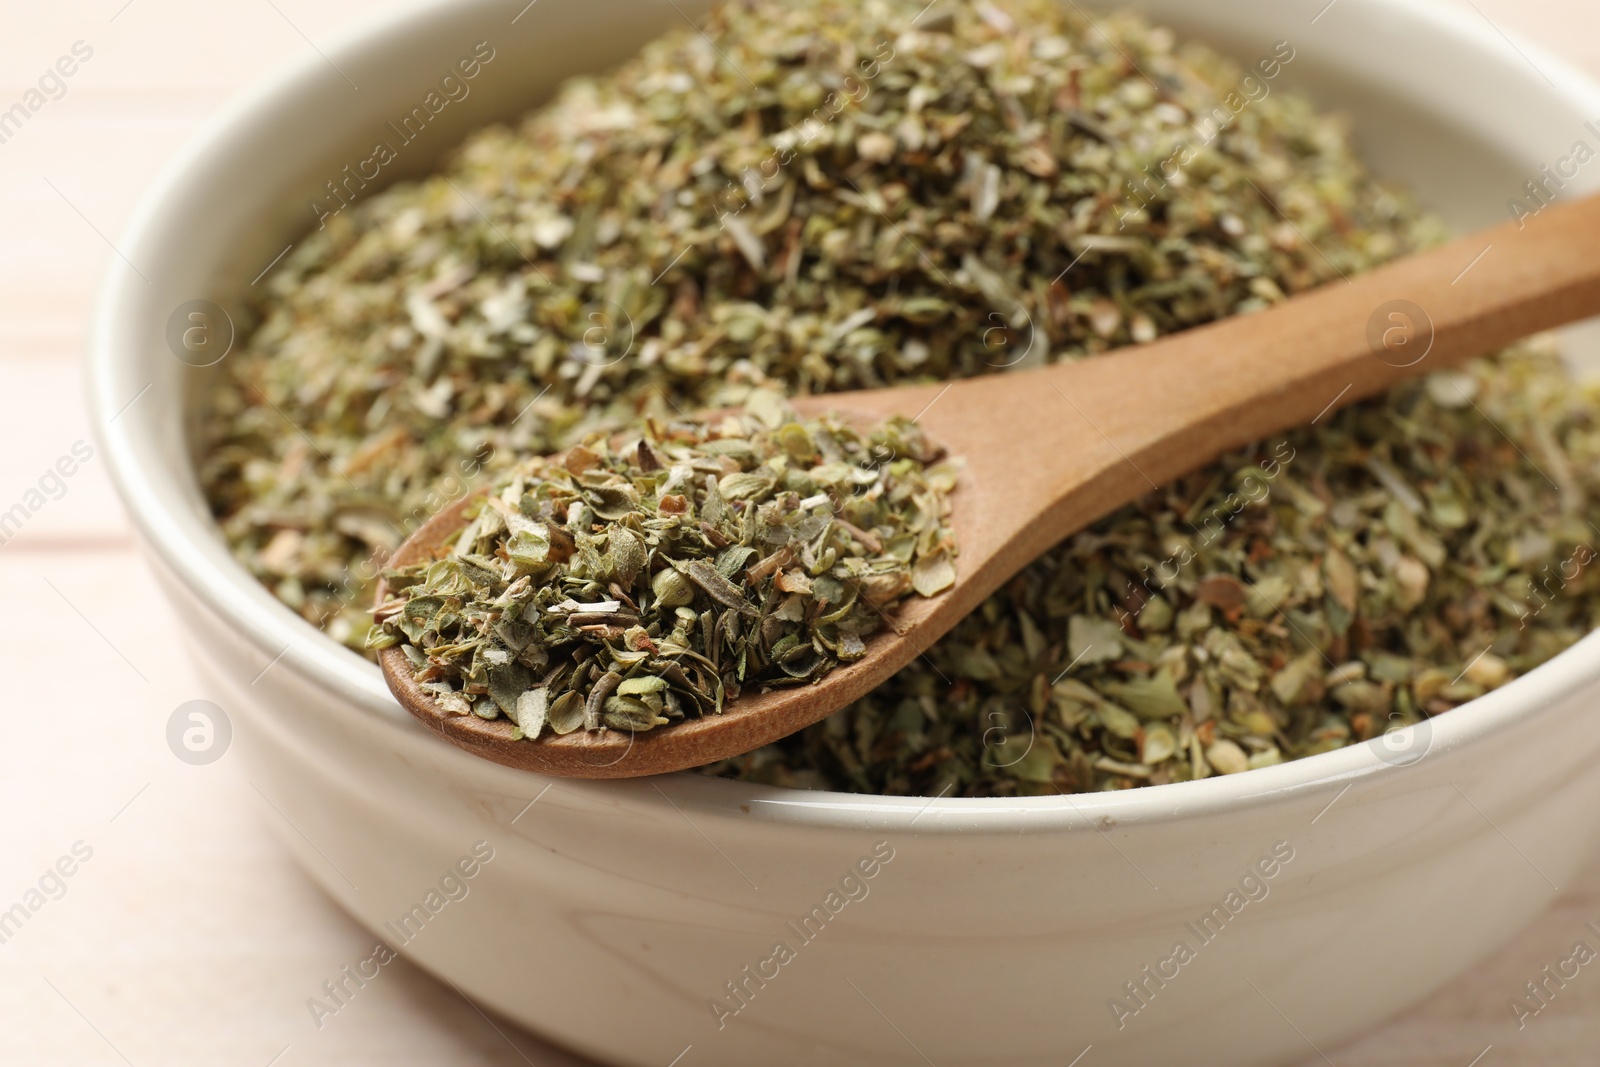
[882,191,1600,595]
[1080,189,1600,477]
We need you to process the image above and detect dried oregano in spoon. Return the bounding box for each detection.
[369,398,957,738]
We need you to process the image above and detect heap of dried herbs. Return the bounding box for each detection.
[201,0,1600,795]
[368,398,957,737]
[712,344,1600,793]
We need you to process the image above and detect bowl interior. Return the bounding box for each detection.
[91,0,1600,820]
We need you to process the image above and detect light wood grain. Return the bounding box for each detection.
[5,1,1600,1064]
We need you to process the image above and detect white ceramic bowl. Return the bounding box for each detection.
[90,1,1600,1064]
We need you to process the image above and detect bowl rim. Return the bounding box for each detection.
[89,0,1600,831]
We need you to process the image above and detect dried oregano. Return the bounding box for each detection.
[199,0,1598,793]
[200,0,1435,644]
[369,397,957,737]
[708,345,1600,794]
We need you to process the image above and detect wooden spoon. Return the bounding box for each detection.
[380,192,1600,778]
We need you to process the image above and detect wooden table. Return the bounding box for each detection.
[3,1,1598,1063]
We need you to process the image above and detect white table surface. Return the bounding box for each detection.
[4,1,1600,1063]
